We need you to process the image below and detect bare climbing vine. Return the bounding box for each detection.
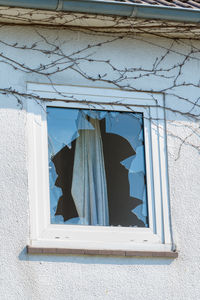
[0,6,200,159]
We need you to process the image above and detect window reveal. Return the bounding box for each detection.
[47,107,148,227]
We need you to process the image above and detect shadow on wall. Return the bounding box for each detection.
[19,247,174,266]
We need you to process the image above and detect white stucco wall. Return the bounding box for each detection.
[0,25,200,300]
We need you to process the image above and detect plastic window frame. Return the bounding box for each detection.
[27,83,172,252]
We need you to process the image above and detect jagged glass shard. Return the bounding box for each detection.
[64,217,86,225]
[130,146,145,173]
[142,190,148,217]
[132,189,148,225]
[49,160,62,224]
[47,108,80,153]
[77,111,95,130]
[85,110,108,120]
[53,215,65,224]
[129,171,145,200]
[120,155,136,171]
[139,129,143,140]
[121,146,145,173]
[105,113,142,150]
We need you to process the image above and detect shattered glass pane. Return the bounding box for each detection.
[47,107,148,227]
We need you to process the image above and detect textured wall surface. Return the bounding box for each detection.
[0,25,200,300]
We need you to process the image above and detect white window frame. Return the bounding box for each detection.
[27,82,172,252]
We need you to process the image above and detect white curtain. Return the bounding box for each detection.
[71,118,109,226]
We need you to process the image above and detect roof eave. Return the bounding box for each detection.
[0,0,200,23]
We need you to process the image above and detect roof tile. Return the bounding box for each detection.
[113,0,200,9]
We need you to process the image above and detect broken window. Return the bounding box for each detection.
[47,107,148,228]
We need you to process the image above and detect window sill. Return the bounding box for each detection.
[27,246,178,258]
